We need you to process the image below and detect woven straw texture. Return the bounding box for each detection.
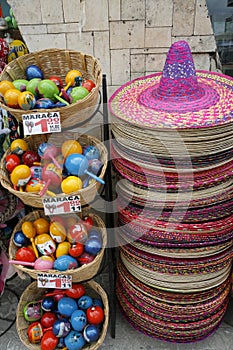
[0,48,102,129]
[16,280,109,350]
[9,210,107,281]
[0,132,108,207]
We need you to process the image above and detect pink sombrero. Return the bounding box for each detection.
[109,40,233,130]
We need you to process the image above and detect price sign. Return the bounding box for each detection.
[22,111,61,135]
[37,273,72,289]
[43,195,81,215]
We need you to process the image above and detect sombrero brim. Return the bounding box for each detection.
[109,71,233,129]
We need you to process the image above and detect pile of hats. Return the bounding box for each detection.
[109,40,233,342]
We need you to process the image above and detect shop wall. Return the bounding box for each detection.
[7,0,219,95]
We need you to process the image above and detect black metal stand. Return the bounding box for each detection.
[101,74,117,338]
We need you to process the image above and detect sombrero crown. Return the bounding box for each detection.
[109,40,233,128]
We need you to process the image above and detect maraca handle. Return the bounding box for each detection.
[50,156,62,169]
[85,170,105,185]
[39,179,51,197]
[54,93,70,106]
[9,260,35,266]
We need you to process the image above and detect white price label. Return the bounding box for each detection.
[43,195,81,215]
[37,273,72,289]
[22,111,61,135]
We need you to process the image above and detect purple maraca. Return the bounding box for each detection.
[64,153,105,185]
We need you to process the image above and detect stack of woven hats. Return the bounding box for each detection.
[109,40,233,343]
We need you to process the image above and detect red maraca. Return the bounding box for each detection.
[9,256,54,270]
[38,142,61,168]
[39,163,62,196]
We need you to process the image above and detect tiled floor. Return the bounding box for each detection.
[1,266,233,350]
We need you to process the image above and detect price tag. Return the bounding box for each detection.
[22,111,61,135]
[37,273,72,289]
[43,195,81,215]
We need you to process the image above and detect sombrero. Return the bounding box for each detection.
[109,40,233,130]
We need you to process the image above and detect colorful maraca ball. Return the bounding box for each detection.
[56,242,71,258]
[35,234,56,256]
[15,247,36,263]
[83,145,100,160]
[78,295,93,310]
[49,221,66,243]
[34,256,54,270]
[57,297,78,317]
[86,305,104,325]
[65,70,82,87]
[38,79,59,102]
[13,230,29,247]
[52,318,71,337]
[41,296,56,312]
[5,153,21,172]
[34,97,54,109]
[41,312,57,328]
[27,78,42,97]
[4,88,21,108]
[64,330,86,350]
[71,86,89,103]
[24,301,43,322]
[0,80,15,97]
[54,255,78,271]
[26,65,44,80]
[22,150,40,167]
[61,176,83,194]
[70,309,87,332]
[49,75,63,90]
[41,330,58,350]
[18,90,36,110]
[84,237,102,255]
[11,164,31,187]
[64,153,88,177]
[33,217,50,235]
[27,321,43,343]
[83,324,100,343]
[61,140,82,158]
[67,223,88,244]
[10,138,28,155]
[82,79,96,92]
[41,163,62,189]
[12,79,28,92]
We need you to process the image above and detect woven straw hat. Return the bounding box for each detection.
[109,40,233,130]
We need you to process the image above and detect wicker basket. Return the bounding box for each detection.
[0,183,17,224]
[9,210,107,281]
[0,132,108,207]
[16,280,109,350]
[0,48,102,129]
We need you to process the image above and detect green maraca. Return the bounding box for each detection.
[37,79,69,105]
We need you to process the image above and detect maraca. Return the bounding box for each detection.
[61,139,82,158]
[35,233,56,256]
[63,69,82,92]
[70,86,89,103]
[38,79,69,105]
[49,75,63,90]
[83,145,100,160]
[10,164,31,189]
[40,163,62,196]
[54,255,78,271]
[0,80,15,97]
[64,330,86,350]
[38,143,61,168]
[8,256,54,270]
[27,78,41,97]
[4,88,21,108]
[64,153,105,185]
[12,79,28,92]
[26,65,43,80]
[10,138,28,155]
[18,90,36,110]
[5,153,21,172]
[22,150,41,167]
[21,220,39,258]
[70,309,87,332]
[83,158,103,188]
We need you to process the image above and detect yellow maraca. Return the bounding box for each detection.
[21,221,39,258]
[60,69,82,95]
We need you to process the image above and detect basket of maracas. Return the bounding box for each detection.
[0,132,108,208]
[8,209,107,282]
[0,48,102,129]
[16,279,109,350]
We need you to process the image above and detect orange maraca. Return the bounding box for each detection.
[21,221,39,258]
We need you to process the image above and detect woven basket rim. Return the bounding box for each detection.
[9,210,107,281]
[16,279,109,350]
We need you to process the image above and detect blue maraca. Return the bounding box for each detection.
[83,324,100,343]
[13,230,30,247]
[41,296,56,312]
[83,145,100,160]
[85,238,102,255]
[54,255,78,271]
[64,153,105,185]
[64,330,86,350]
[70,310,87,332]
[52,318,71,337]
[77,295,93,310]
[57,297,77,318]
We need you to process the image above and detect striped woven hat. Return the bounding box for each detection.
[109,40,233,130]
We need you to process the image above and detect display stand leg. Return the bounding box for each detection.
[102,74,116,338]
